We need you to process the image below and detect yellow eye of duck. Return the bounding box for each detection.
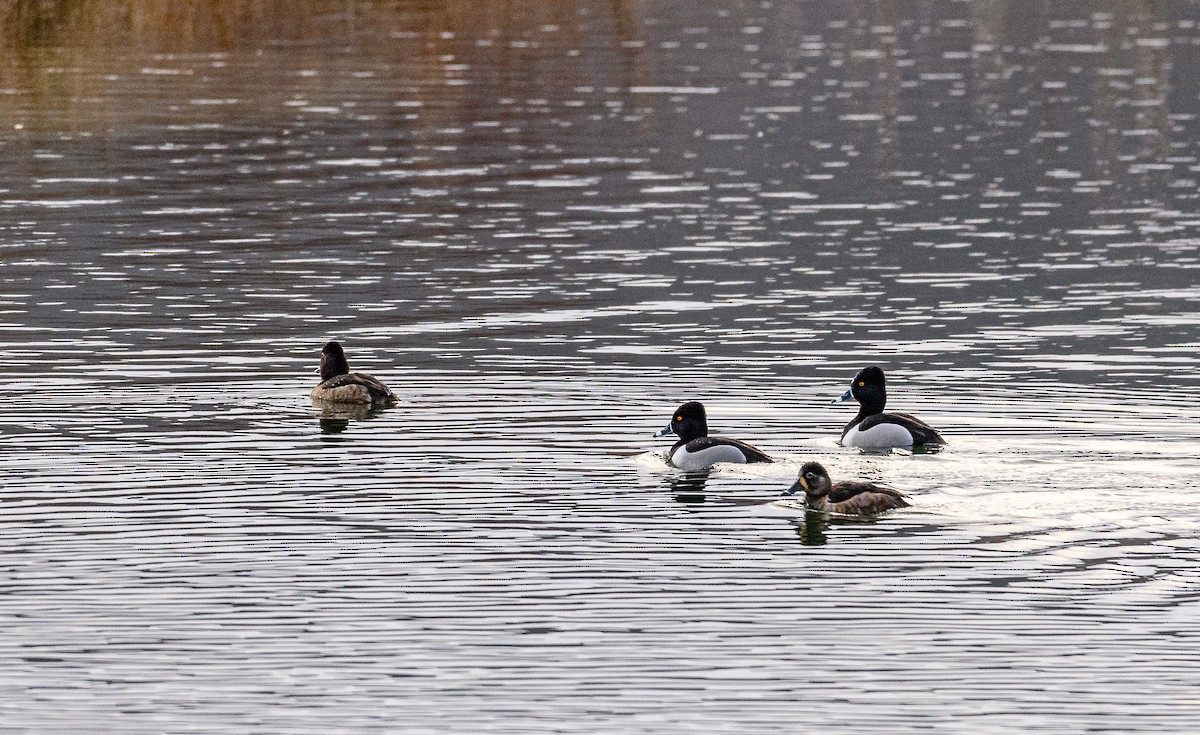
[675,416,682,421]
[857,381,864,386]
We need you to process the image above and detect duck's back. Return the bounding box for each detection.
[311,372,397,404]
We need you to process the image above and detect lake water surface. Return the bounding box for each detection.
[2,1,1200,732]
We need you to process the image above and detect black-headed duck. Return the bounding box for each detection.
[655,401,773,471]
[833,366,945,449]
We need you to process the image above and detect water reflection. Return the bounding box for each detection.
[666,470,783,510]
[0,0,1196,391]
[312,399,390,435]
[667,470,710,503]
[789,514,829,547]
[777,491,905,546]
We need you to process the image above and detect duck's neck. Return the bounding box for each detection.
[851,391,887,427]
[321,354,350,382]
[806,494,831,512]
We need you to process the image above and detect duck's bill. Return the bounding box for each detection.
[831,388,853,404]
[782,479,806,497]
[654,424,674,438]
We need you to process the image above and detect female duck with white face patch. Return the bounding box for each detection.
[310,341,398,405]
[655,401,773,471]
[833,366,945,450]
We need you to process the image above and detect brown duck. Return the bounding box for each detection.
[784,461,909,515]
[310,341,398,405]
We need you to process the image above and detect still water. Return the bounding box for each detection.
[2,0,1200,731]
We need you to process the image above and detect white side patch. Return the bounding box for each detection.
[671,443,749,470]
[843,422,914,449]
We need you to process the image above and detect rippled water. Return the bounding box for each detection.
[2,1,1200,732]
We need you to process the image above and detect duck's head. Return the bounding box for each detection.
[783,461,833,498]
[654,401,708,443]
[833,365,887,413]
[319,340,351,381]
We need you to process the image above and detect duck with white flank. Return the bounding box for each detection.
[833,366,945,449]
[310,341,398,405]
[655,401,773,471]
[783,461,908,515]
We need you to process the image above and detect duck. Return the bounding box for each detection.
[833,366,945,449]
[783,461,909,515]
[655,401,773,470]
[309,341,398,404]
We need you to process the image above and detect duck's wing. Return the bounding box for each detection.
[830,481,906,502]
[829,482,909,514]
[318,372,397,403]
[351,373,398,402]
[695,436,774,463]
[860,412,946,445]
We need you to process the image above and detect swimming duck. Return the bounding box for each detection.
[783,461,908,515]
[309,341,398,404]
[833,366,945,449]
[655,401,773,470]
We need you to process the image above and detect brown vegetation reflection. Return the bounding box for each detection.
[1,0,643,51]
[0,0,648,132]
[0,0,1182,183]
